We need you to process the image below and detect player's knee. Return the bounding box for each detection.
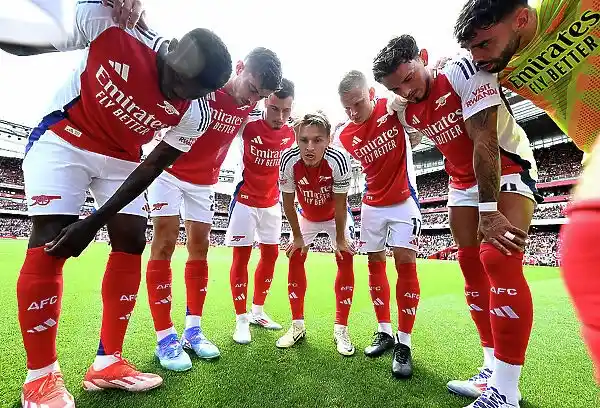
[29,215,79,248]
[392,247,416,264]
[107,215,147,255]
[367,251,386,263]
[150,218,180,260]
[186,235,209,259]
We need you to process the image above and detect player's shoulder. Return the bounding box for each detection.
[324,146,352,174]
[333,119,355,142]
[76,0,166,51]
[247,108,264,123]
[280,146,301,168]
[442,53,481,83]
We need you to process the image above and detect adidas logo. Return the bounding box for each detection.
[252,135,264,144]
[289,292,298,299]
[154,295,172,305]
[373,298,384,306]
[27,318,57,333]
[490,306,519,319]
[352,136,362,146]
[298,177,309,185]
[412,115,420,125]
[339,298,352,305]
[109,60,129,81]
[402,307,417,315]
[469,303,483,312]
[200,287,207,292]
[234,294,246,301]
[119,313,131,321]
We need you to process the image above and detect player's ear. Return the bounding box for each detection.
[368,87,375,100]
[419,49,429,66]
[514,7,530,30]
[235,60,244,76]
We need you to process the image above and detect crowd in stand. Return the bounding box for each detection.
[534,143,583,182]
[0,157,23,185]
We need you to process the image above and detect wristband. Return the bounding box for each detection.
[478,202,498,212]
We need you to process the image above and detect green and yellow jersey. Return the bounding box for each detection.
[498,0,600,153]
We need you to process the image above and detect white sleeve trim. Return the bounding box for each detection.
[162,99,211,152]
[326,148,352,194]
[279,148,299,194]
[444,56,502,121]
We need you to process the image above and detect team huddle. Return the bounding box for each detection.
[4,0,600,407]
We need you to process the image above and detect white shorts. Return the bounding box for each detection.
[225,201,282,246]
[447,173,538,207]
[294,213,355,250]
[22,130,146,217]
[359,198,421,253]
[147,171,214,224]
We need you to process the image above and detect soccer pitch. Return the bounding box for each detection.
[0,240,597,408]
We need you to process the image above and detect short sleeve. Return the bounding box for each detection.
[161,98,212,152]
[52,1,116,51]
[279,148,298,194]
[444,56,502,120]
[328,148,352,194]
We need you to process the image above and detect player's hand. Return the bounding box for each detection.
[104,0,148,30]
[432,56,452,70]
[44,218,99,258]
[286,237,307,258]
[478,211,528,256]
[386,94,408,115]
[335,239,356,259]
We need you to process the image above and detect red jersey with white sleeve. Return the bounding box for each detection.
[235,110,295,208]
[31,1,211,163]
[166,88,254,185]
[279,146,352,223]
[335,98,417,207]
[402,56,537,190]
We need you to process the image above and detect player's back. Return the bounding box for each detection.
[404,58,535,189]
[28,2,197,163]
[236,111,295,208]
[498,0,600,152]
[335,98,416,207]
[167,88,254,185]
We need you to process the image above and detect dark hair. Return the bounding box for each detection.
[293,112,331,137]
[454,0,529,44]
[372,35,419,83]
[245,47,283,92]
[274,78,294,99]
[189,28,232,91]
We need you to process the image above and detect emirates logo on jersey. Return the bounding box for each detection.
[157,100,180,116]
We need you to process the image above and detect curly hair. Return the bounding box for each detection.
[372,35,419,83]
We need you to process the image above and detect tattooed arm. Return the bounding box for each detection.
[465,106,528,255]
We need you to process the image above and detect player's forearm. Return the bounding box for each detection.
[334,193,348,242]
[466,107,501,203]
[282,194,302,238]
[89,141,182,227]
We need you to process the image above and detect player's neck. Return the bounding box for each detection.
[223,80,235,99]
[516,8,538,54]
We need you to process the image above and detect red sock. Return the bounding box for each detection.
[185,260,209,316]
[480,243,533,365]
[230,246,252,315]
[17,248,66,369]
[146,260,173,331]
[335,251,354,325]
[288,250,307,320]
[561,205,600,382]
[395,261,420,334]
[253,244,279,306]
[458,246,494,348]
[98,252,141,355]
[368,261,391,323]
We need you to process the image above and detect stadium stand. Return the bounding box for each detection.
[0,102,579,267]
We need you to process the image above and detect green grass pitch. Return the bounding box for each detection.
[0,240,598,408]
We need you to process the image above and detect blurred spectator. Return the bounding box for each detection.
[534,143,582,182]
[416,171,449,199]
[0,157,24,186]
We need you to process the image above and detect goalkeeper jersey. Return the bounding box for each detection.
[498,0,600,153]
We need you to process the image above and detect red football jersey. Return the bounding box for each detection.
[167,88,255,185]
[235,110,295,208]
[402,56,537,190]
[30,2,210,163]
[279,146,352,222]
[335,98,416,207]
